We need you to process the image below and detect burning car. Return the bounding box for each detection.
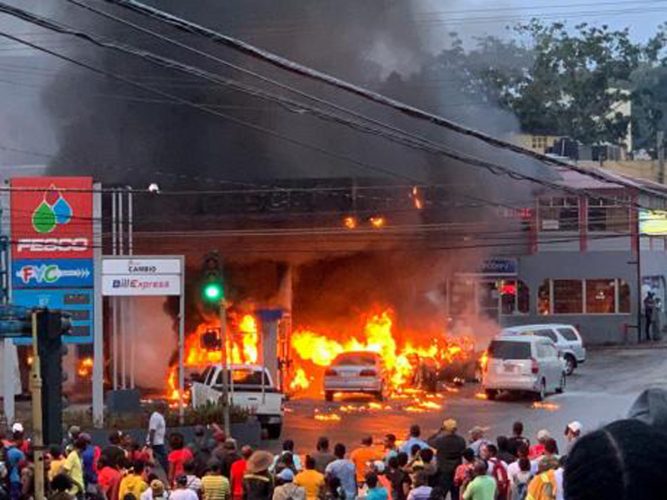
[324,351,387,401]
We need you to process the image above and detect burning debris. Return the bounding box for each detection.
[290,308,474,396]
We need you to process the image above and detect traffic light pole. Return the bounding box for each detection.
[219,299,230,437]
[30,311,45,500]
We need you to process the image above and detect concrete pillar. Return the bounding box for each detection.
[256,309,283,387]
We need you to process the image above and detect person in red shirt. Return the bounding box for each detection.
[168,433,193,487]
[528,430,550,460]
[97,456,122,500]
[230,445,253,500]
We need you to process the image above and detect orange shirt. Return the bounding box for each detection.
[349,447,382,482]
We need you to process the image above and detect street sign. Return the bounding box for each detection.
[102,257,182,296]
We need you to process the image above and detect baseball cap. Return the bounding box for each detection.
[567,421,583,434]
[537,429,551,441]
[11,422,23,434]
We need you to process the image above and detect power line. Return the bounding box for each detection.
[1,4,655,217]
[101,0,667,202]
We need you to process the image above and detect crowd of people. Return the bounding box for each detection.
[1,387,667,500]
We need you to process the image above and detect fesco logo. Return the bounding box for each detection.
[32,186,74,234]
[16,238,89,253]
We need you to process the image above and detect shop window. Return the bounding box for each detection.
[586,279,616,313]
[540,278,632,315]
[588,197,630,232]
[538,280,550,315]
[553,280,583,314]
[539,197,579,231]
[499,280,530,315]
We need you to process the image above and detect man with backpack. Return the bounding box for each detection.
[485,445,509,500]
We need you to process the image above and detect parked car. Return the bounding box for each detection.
[324,351,386,402]
[499,324,586,375]
[191,364,284,439]
[482,336,566,401]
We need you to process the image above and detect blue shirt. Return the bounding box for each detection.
[399,438,429,455]
[6,446,25,484]
[325,459,357,499]
[367,487,388,500]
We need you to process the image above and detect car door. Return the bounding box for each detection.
[546,342,562,390]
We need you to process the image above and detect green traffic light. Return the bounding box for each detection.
[203,282,224,301]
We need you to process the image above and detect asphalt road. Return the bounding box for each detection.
[273,344,667,452]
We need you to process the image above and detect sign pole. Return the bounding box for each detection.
[92,184,104,426]
[220,298,230,436]
[30,311,45,500]
[2,339,15,424]
[178,255,185,425]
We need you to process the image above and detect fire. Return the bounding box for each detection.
[77,357,93,378]
[531,401,560,411]
[369,216,386,229]
[291,309,472,395]
[411,186,424,210]
[343,216,358,229]
[289,368,310,391]
[167,313,260,400]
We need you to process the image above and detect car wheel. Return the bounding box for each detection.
[324,391,334,402]
[535,379,547,401]
[485,389,498,401]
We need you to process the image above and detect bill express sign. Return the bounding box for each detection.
[102,257,183,296]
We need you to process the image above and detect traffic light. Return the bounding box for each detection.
[202,251,224,304]
[36,309,71,445]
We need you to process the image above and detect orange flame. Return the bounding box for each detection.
[77,357,93,378]
[343,216,358,229]
[291,309,471,394]
[289,368,310,391]
[369,216,386,229]
[167,314,260,400]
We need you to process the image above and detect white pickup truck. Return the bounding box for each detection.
[191,364,284,439]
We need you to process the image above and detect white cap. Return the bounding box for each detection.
[537,429,551,441]
[567,421,583,434]
[11,422,23,433]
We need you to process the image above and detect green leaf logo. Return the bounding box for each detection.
[32,200,57,234]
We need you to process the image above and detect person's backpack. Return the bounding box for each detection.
[515,481,528,500]
[490,458,510,499]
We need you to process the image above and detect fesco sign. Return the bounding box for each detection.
[102,257,183,296]
[10,177,93,260]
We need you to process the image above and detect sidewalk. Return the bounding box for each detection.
[589,337,667,351]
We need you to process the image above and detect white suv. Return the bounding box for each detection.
[500,324,586,375]
[482,336,565,401]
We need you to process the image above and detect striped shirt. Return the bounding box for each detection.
[202,474,231,500]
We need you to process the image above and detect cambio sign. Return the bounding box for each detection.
[102,257,183,296]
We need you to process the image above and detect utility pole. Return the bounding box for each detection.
[30,311,45,500]
[658,131,665,184]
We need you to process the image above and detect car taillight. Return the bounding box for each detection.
[531,358,539,374]
[325,369,337,376]
[359,369,377,377]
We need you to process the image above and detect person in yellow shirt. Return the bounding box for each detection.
[526,468,558,500]
[350,436,382,484]
[295,456,325,500]
[48,446,67,482]
[63,438,86,497]
[119,461,149,500]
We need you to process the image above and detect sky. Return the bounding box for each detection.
[0,0,665,167]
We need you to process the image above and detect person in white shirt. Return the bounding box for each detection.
[148,402,168,472]
[170,476,199,500]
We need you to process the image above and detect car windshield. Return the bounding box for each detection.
[212,369,270,386]
[488,340,531,360]
[557,328,579,341]
[333,353,377,366]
